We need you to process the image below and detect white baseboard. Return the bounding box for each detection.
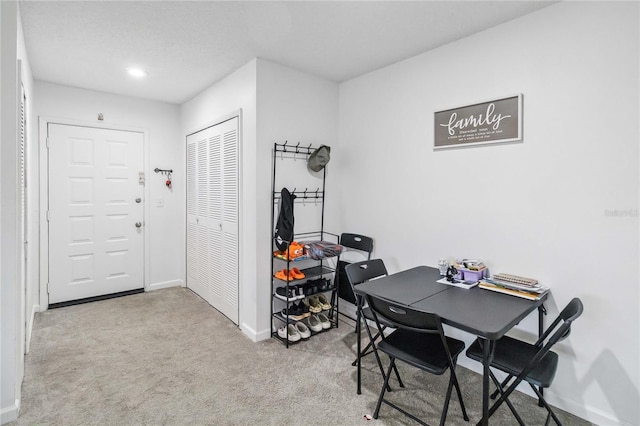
[240,323,271,342]
[548,392,629,426]
[0,399,20,425]
[25,304,40,354]
[147,279,184,291]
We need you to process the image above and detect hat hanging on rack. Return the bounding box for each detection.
[307,145,331,172]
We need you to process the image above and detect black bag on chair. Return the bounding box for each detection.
[274,188,296,250]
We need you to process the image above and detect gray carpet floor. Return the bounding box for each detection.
[13,287,592,425]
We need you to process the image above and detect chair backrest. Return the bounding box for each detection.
[515,298,583,385]
[365,293,456,367]
[340,233,374,256]
[336,234,374,305]
[365,293,443,335]
[345,259,388,287]
[535,297,584,348]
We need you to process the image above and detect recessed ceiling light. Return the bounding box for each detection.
[127,67,147,78]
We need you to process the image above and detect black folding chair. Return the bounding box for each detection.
[333,233,374,322]
[366,293,469,426]
[345,259,403,395]
[466,298,584,426]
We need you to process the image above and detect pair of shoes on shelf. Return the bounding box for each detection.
[275,285,304,302]
[317,294,331,310]
[304,277,332,294]
[306,313,331,332]
[282,301,310,321]
[305,294,331,312]
[277,321,311,341]
[303,297,322,314]
[274,268,305,281]
[277,324,301,342]
[296,321,311,339]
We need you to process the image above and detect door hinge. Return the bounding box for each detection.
[46,211,50,222]
[46,137,49,149]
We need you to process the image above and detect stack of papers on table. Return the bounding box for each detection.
[479,276,548,300]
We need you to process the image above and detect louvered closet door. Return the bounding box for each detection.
[186,117,239,324]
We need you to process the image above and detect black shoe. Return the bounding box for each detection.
[282,302,307,321]
[293,285,305,300]
[275,286,296,302]
[306,278,322,295]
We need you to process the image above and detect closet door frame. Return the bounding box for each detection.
[185,109,242,325]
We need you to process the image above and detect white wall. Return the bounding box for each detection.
[338,2,638,425]
[0,2,21,422]
[35,81,183,293]
[256,58,339,337]
[179,58,338,340]
[17,0,38,355]
[180,59,259,337]
[1,1,36,422]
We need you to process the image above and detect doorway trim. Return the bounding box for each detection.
[38,116,150,310]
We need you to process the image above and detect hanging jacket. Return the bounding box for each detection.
[274,187,296,250]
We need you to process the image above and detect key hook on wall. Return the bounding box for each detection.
[154,168,173,189]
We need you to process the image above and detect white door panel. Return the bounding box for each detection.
[186,117,239,324]
[48,124,144,304]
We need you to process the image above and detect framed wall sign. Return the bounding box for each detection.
[434,94,523,149]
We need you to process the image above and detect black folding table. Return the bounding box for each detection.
[355,266,547,426]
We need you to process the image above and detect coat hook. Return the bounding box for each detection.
[295,142,300,154]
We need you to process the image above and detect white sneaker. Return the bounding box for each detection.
[317,313,331,329]
[277,324,301,342]
[307,315,323,332]
[296,321,311,339]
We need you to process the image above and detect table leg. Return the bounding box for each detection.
[356,295,362,395]
[537,304,546,407]
[480,338,495,426]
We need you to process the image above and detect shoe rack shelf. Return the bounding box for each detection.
[271,142,338,347]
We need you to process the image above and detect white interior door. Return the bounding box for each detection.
[186,117,239,324]
[48,123,144,304]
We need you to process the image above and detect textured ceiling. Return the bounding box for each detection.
[19,1,554,104]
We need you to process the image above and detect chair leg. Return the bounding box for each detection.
[351,329,382,366]
[489,370,525,426]
[374,358,395,419]
[361,319,395,392]
[440,370,456,426]
[530,384,563,426]
[449,362,469,422]
[487,368,530,422]
[490,373,514,399]
[392,361,405,388]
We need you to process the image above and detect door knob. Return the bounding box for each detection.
[135,222,142,228]
[135,197,142,203]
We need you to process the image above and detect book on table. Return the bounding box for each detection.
[479,277,548,300]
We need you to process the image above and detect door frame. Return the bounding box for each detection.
[38,116,150,310]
